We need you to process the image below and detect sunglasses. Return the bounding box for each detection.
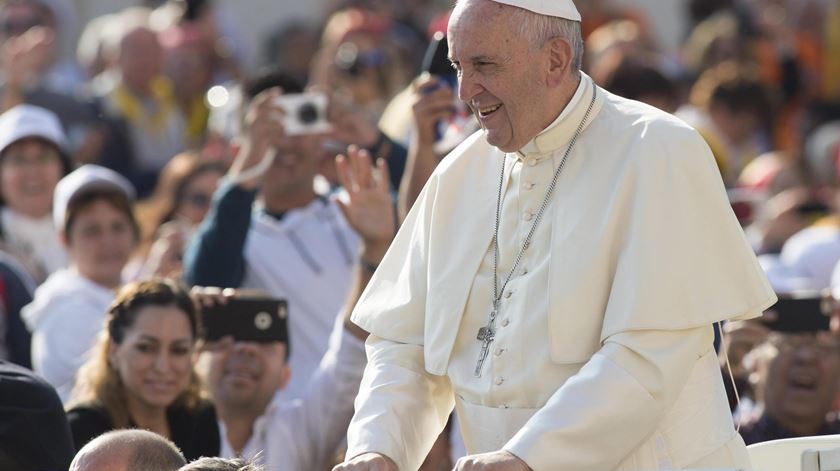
[334,43,386,77]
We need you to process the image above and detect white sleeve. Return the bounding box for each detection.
[30,296,105,404]
[345,335,455,471]
[282,321,368,470]
[505,326,712,471]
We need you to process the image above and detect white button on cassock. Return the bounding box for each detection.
[524,211,534,221]
[495,377,505,385]
[501,318,510,327]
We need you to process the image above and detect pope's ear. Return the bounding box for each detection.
[545,36,574,87]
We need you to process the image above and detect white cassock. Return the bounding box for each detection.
[346,74,776,470]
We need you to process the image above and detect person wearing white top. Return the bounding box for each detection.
[335,1,776,470]
[184,72,365,404]
[0,105,73,283]
[23,165,137,403]
[199,137,395,469]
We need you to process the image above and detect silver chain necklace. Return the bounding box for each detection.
[474,87,597,378]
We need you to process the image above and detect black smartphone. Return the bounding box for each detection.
[760,296,829,333]
[422,31,458,87]
[200,297,289,343]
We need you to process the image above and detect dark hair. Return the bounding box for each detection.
[691,62,776,120]
[71,279,206,428]
[243,68,305,102]
[599,56,678,111]
[64,187,139,240]
[108,278,200,344]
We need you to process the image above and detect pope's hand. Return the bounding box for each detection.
[453,451,531,470]
[332,452,398,471]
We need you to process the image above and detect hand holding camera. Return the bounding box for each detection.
[229,88,332,190]
[192,286,288,345]
[412,73,456,150]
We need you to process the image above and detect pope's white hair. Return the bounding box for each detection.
[509,6,584,71]
[455,0,584,72]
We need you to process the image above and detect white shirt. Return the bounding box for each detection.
[346,75,776,470]
[22,268,115,403]
[242,197,360,403]
[219,322,367,471]
[1,208,67,281]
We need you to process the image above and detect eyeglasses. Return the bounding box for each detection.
[767,332,840,355]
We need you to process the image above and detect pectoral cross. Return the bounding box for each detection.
[474,300,499,377]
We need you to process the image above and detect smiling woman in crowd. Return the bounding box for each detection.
[66,278,219,461]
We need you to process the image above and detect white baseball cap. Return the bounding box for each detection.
[491,0,581,21]
[53,164,136,230]
[0,104,67,155]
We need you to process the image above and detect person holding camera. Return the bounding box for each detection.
[184,71,386,404]
[66,279,219,461]
[196,146,394,470]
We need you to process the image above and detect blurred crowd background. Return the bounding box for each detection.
[0,0,839,469]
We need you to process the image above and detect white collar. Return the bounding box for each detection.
[516,73,597,159]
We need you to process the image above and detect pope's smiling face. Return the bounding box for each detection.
[447,0,555,153]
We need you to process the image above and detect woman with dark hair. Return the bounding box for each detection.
[66,278,219,460]
[23,165,138,402]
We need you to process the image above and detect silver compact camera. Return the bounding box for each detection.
[274,92,332,136]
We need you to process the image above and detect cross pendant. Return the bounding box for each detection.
[474,322,496,377]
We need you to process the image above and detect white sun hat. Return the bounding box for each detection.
[53,164,136,230]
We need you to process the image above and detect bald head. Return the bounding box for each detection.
[69,430,186,471]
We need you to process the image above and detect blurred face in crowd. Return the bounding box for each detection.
[448,0,571,153]
[262,133,325,200]
[64,196,137,288]
[164,42,213,101]
[119,27,163,94]
[202,339,290,415]
[175,168,222,226]
[109,304,195,414]
[0,138,63,218]
[759,331,840,431]
[332,32,388,108]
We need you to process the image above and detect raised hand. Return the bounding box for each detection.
[228,87,287,190]
[335,146,396,263]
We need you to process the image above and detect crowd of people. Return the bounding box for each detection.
[0,0,837,469]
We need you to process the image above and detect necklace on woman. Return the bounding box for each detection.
[474,86,597,378]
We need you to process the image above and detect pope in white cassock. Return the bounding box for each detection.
[334,0,777,470]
